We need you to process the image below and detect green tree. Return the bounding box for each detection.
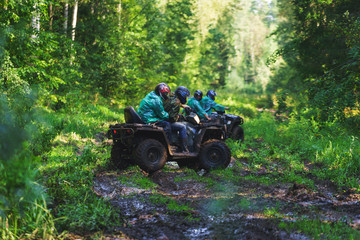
[198,3,238,87]
[273,0,360,121]
[162,0,194,78]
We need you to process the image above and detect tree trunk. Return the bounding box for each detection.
[64,2,69,35]
[118,0,122,28]
[49,4,54,31]
[31,4,40,39]
[70,0,78,65]
[71,0,78,42]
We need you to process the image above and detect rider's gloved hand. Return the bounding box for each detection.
[184,107,192,115]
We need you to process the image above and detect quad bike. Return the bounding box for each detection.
[209,110,244,142]
[184,107,245,142]
[108,106,231,173]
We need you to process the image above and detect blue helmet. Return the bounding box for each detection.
[194,90,203,101]
[207,90,217,100]
[175,86,190,104]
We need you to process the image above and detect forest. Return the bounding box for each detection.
[1,0,359,239]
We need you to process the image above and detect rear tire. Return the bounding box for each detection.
[231,125,244,142]
[135,139,167,173]
[199,140,231,171]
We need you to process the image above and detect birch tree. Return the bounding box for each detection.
[64,1,69,34]
[71,0,78,42]
[31,3,40,39]
[118,0,122,27]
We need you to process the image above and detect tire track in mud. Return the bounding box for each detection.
[85,132,360,239]
[92,159,360,240]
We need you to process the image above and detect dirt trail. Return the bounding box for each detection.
[92,159,360,240]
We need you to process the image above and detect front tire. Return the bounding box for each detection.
[199,140,231,171]
[135,139,167,173]
[231,125,244,142]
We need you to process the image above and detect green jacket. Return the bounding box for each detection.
[200,96,225,115]
[137,91,169,123]
[163,93,181,122]
[187,97,208,120]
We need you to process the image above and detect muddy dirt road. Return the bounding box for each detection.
[91,158,360,240]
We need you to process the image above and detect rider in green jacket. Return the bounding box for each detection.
[200,90,229,115]
[187,90,211,121]
[138,90,169,123]
[137,83,171,139]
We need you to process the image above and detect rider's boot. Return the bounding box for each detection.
[181,138,189,153]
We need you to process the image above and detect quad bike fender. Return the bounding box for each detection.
[194,127,225,150]
[109,124,171,153]
[133,128,172,154]
[229,118,244,133]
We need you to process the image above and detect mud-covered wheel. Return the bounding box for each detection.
[135,139,167,173]
[231,125,244,142]
[110,143,131,170]
[199,140,231,171]
[177,159,200,171]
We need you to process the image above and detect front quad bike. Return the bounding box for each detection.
[108,106,231,173]
[209,110,245,142]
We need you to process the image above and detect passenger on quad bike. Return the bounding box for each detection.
[137,82,171,139]
[201,90,229,115]
[109,84,233,174]
[191,89,244,142]
[187,90,211,121]
[163,86,191,152]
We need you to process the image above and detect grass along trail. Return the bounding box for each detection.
[38,95,360,239]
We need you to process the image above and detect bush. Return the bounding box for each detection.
[57,194,121,232]
[0,94,56,239]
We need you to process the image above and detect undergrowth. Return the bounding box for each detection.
[224,109,360,190]
[2,90,359,238]
[37,93,124,234]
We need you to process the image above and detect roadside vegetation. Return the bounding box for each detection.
[1,0,359,239]
[2,90,359,239]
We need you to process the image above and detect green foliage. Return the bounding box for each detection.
[198,4,237,87]
[263,206,284,219]
[2,0,359,237]
[274,0,360,122]
[57,193,121,232]
[214,91,260,119]
[0,0,78,108]
[162,0,194,77]
[118,168,158,189]
[0,53,30,97]
[279,218,360,240]
[0,94,57,239]
[226,107,359,189]
[149,194,194,216]
[53,91,123,138]
[1,198,57,240]
[37,100,125,233]
[225,0,277,93]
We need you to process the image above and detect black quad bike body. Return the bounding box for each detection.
[108,106,231,173]
[209,111,245,142]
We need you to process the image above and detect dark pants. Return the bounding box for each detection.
[171,122,187,139]
[155,121,187,144]
[155,121,172,140]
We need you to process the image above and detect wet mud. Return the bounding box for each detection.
[92,159,360,240]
